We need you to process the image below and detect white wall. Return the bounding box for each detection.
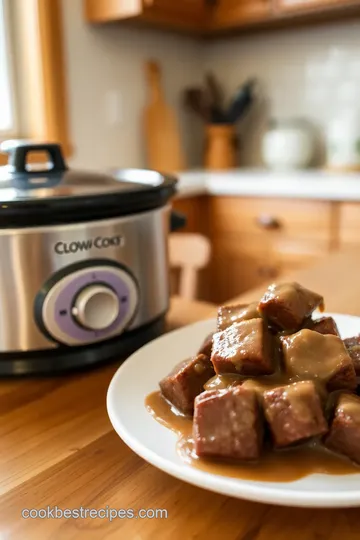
[61,0,205,171]
[205,21,360,166]
[60,1,360,170]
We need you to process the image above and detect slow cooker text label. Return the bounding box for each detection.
[54,236,123,254]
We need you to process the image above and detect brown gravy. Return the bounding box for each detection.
[145,391,360,482]
[217,302,260,332]
[282,329,353,383]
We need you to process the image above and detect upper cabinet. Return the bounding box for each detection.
[84,0,206,32]
[143,0,206,30]
[207,0,271,30]
[84,0,360,33]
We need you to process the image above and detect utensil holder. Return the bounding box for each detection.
[204,124,237,170]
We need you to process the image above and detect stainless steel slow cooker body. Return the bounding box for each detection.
[0,142,177,375]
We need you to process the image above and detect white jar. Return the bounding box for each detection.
[326,109,360,170]
[262,119,314,170]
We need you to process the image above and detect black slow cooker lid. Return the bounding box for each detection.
[0,141,177,228]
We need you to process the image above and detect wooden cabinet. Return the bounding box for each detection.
[85,0,272,30]
[84,0,205,31]
[207,197,333,302]
[207,0,271,30]
[208,197,332,247]
[85,0,360,32]
[172,196,209,236]
[173,195,360,304]
[142,0,206,30]
[338,202,360,250]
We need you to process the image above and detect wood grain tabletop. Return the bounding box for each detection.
[2,251,360,540]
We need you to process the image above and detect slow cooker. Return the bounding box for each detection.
[0,141,179,375]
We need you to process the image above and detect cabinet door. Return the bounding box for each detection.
[209,197,332,250]
[142,0,206,30]
[209,0,271,30]
[208,197,332,303]
[338,202,360,250]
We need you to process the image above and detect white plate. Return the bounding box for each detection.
[107,312,360,508]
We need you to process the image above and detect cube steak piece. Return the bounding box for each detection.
[263,381,328,448]
[217,302,260,332]
[258,282,324,332]
[281,329,356,392]
[197,332,214,359]
[343,336,360,376]
[309,317,340,337]
[193,386,263,460]
[211,318,274,376]
[325,393,360,465]
[159,354,215,415]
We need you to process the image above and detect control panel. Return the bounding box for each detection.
[35,261,139,346]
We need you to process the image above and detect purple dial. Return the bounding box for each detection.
[41,265,138,345]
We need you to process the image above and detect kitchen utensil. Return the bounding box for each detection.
[205,72,226,124]
[183,88,209,121]
[326,108,360,171]
[144,60,185,173]
[108,312,360,508]
[205,124,237,170]
[0,140,179,375]
[262,118,314,170]
[227,78,256,124]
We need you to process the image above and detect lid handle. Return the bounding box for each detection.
[2,142,67,173]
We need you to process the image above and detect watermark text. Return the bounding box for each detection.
[21,506,168,522]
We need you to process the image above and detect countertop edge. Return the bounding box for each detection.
[175,170,360,202]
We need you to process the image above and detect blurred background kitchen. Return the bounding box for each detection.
[2,0,360,306]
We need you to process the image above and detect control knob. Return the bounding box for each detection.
[72,285,119,331]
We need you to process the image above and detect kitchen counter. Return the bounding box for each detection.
[2,250,360,539]
[177,169,360,201]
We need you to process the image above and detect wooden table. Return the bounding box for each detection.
[2,251,360,540]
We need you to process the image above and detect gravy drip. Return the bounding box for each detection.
[145,391,360,482]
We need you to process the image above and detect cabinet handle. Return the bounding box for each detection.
[255,215,282,230]
[257,265,278,279]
